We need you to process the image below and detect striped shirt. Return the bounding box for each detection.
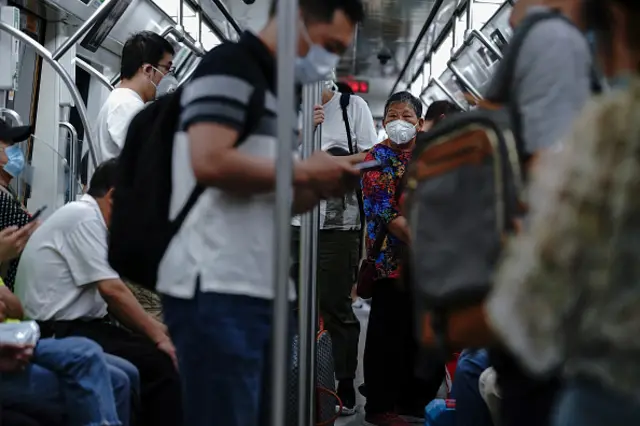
[157,31,296,301]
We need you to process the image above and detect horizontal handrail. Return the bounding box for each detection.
[0,108,24,126]
[73,57,113,91]
[52,0,119,61]
[0,22,100,169]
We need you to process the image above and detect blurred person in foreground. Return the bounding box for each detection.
[156,0,365,424]
[486,0,640,424]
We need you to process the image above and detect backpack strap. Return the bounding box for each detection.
[339,92,367,263]
[339,93,357,155]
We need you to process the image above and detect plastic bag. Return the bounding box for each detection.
[0,321,40,345]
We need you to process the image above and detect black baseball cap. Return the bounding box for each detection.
[0,118,31,144]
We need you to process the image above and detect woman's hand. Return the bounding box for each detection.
[388,216,411,244]
[0,221,39,262]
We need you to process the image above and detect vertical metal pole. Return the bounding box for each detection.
[298,84,315,426]
[271,0,298,425]
[450,15,457,56]
[178,0,184,28]
[297,82,323,426]
[465,0,474,38]
[309,81,322,423]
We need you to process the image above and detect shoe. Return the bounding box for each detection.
[364,412,412,426]
[336,380,357,416]
[352,297,371,312]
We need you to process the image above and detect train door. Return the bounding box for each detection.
[0,4,45,207]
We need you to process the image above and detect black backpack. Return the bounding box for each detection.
[108,86,262,290]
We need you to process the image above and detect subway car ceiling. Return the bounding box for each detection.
[0,0,515,214]
[3,0,515,115]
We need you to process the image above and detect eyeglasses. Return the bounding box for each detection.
[156,64,175,75]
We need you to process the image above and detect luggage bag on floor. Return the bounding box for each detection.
[287,317,340,426]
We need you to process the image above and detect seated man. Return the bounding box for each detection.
[0,281,133,426]
[0,210,136,426]
[14,159,182,426]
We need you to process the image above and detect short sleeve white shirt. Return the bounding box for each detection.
[15,195,119,321]
[91,88,145,177]
[292,92,378,230]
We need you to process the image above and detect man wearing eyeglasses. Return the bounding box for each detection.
[91,31,175,319]
[91,31,175,180]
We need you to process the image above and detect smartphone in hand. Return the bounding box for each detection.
[28,205,47,224]
[353,160,382,172]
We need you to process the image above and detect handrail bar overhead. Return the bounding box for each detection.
[0,22,100,169]
[0,108,24,125]
[73,58,114,91]
[52,0,118,61]
[59,122,79,202]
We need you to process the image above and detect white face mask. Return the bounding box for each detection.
[147,65,175,99]
[295,21,340,84]
[156,74,179,97]
[385,120,417,145]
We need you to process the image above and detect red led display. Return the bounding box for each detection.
[344,80,369,94]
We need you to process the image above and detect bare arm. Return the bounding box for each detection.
[387,216,411,244]
[98,279,167,344]
[0,285,23,320]
[292,188,322,215]
[189,123,312,194]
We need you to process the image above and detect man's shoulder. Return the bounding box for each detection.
[101,89,144,118]
[346,94,369,110]
[193,42,263,82]
[49,201,102,230]
[519,14,588,59]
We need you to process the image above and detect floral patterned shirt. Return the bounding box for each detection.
[361,142,412,279]
[487,80,640,402]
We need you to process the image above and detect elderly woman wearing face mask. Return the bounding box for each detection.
[360,92,443,426]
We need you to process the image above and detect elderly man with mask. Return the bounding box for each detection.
[291,70,378,416]
[89,31,177,318]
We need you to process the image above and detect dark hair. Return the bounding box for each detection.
[383,91,423,119]
[584,0,640,71]
[88,158,119,198]
[335,81,355,95]
[269,0,365,24]
[120,31,175,80]
[424,100,460,123]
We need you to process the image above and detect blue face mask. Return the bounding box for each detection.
[3,144,25,177]
[295,22,340,84]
